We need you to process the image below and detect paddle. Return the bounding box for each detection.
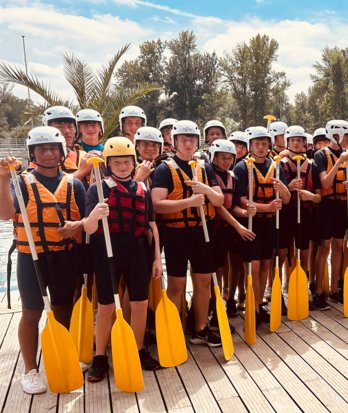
[155,275,188,367]
[70,238,94,364]
[287,155,309,321]
[263,115,277,132]
[188,160,234,360]
[87,157,144,392]
[270,155,282,332]
[9,163,83,393]
[244,157,256,345]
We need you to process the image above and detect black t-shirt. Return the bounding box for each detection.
[314,147,342,174]
[10,170,86,217]
[85,179,155,221]
[233,158,288,198]
[151,155,219,194]
[212,164,241,207]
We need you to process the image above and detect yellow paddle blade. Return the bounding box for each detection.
[322,262,329,296]
[42,311,84,393]
[155,290,188,367]
[270,267,282,332]
[244,274,256,345]
[70,286,94,364]
[111,308,144,392]
[214,286,234,360]
[344,267,348,317]
[342,240,348,279]
[148,277,162,312]
[287,260,309,321]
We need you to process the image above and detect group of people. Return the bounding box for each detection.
[0,103,347,396]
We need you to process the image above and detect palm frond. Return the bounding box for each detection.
[0,62,63,105]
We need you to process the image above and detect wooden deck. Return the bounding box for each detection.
[0,291,347,413]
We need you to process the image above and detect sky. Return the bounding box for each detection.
[1,0,348,105]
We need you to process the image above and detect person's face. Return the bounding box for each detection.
[108,156,134,179]
[49,120,76,147]
[78,121,101,143]
[33,143,61,167]
[161,126,172,144]
[206,127,225,145]
[213,152,234,171]
[288,137,305,153]
[274,134,285,148]
[175,135,199,159]
[234,142,248,159]
[314,139,330,149]
[123,117,144,142]
[136,140,161,161]
[250,138,270,158]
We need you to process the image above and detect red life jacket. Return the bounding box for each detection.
[282,157,313,208]
[97,177,148,237]
[212,171,234,228]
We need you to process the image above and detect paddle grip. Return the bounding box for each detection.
[247,158,254,231]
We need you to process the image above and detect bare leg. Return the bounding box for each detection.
[167,276,187,313]
[18,309,42,373]
[315,239,331,294]
[95,303,114,355]
[191,273,211,332]
[130,300,148,349]
[330,238,344,293]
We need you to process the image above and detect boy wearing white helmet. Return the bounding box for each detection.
[229,131,249,164]
[0,126,86,394]
[119,105,147,143]
[203,120,227,145]
[233,126,290,325]
[208,139,256,320]
[159,118,177,153]
[151,120,224,346]
[269,121,288,158]
[313,119,348,308]
[76,108,104,154]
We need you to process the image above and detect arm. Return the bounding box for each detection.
[320,152,348,189]
[151,187,205,214]
[216,205,255,241]
[0,157,17,220]
[149,221,162,279]
[83,200,109,234]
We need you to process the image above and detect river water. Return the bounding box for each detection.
[0,220,17,292]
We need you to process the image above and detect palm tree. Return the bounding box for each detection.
[0,44,160,139]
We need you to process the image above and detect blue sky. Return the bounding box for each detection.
[1,0,348,104]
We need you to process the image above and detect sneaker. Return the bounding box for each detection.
[88,355,109,382]
[309,282,316,295]
[258,306,270,323]
[226,299,239,317]
[328,290,343,304]
[237,293,246,310]
[314,293,330,311]
[209,315,236,334]
[190,326,222,347]
[80,362,89,372]
[139,348,161,371]
[22,369,47,394]
[264,285,272,301]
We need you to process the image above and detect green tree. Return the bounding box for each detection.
[0,44,159,139]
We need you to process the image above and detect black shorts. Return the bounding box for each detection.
[17,247,80,311]
[161,226,215,276]
[210,225,242,268]
[318,199,348,240]
[279,206,312,250]
[240,217,275,262]
[310,205,320,242]
[92,233,150,304]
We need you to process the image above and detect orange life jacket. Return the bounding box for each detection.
[321,147,347,200]
[160,159,215,228]
[96,178,149,237]
[15,172,82,253]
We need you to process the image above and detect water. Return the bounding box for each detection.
[0,220,17,292]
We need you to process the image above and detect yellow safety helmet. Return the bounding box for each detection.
[103,136,136,167]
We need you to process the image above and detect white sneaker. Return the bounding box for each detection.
[22,369,47,394]
[80,362,89,372]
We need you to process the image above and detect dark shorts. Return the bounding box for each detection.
[318,199,348,240]
[240,217,275,262]
[92,233,151,304]
[210,225,242,268]
[279,206,312,250]
[161,226,215,276]
[17,247,80,311]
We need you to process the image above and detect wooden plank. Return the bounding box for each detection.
[136,370,167,413]
[309,309,348,343]
[84,363,112,412]
[109,367,139,413]
[0,313,12,348]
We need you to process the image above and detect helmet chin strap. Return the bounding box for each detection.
[288,148,306,155]
[111,171,132,180]
[32,160,60,170]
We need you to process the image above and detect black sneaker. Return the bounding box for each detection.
[88,355,109,382]
[314,293,330,311]
[309,282,316,295]
[190,326,222,347]
[258,306,270,323]
[226,299,239,317]
[185,305,195,335]
[209,314,236,334]
[139,348,161,371]
[328,290,343,304]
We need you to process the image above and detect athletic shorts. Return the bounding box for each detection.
[310,205,320,243]
[161,226,215,276]
[279,207,312,250]
[92,233,150,304]
[210,225,242,268]
[240,217,275,262]
[317,199,348,240]
[17,247,80,311]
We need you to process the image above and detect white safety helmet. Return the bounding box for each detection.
[159,118,177,131]
[247,126,272,151]
[42,106,77,129]
[26,126,67,161]
[209,139,236,164]
[313,127,329,144]
[285,125,307,146]
[325,119,348,145]
[119,105,147,132]
[76,108,104,136]
[270,121,288,137]
[171,120,201,147]
[203,120,227,142]
[305,133,313,145]
[134,126,164,154]
[229,131,248,147]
